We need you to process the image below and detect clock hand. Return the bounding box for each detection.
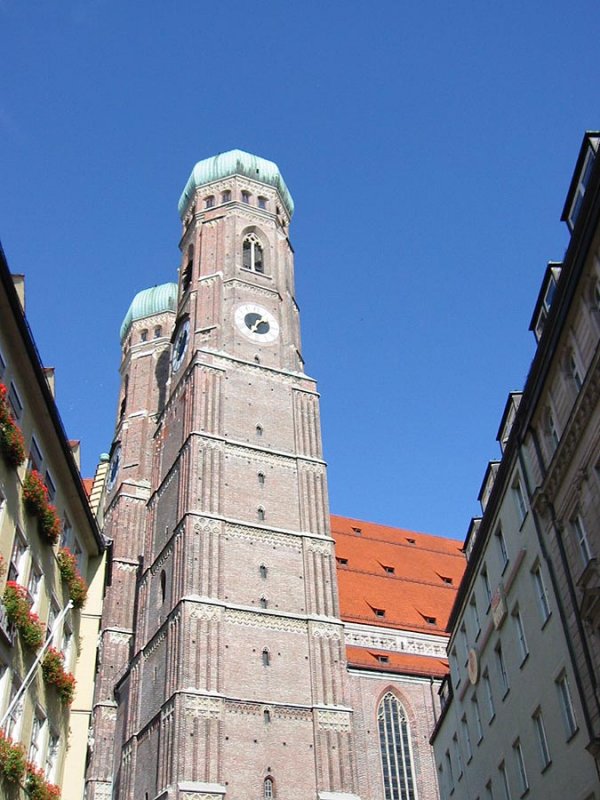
[251,316,268,333]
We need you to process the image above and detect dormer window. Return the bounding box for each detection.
[532,265,562,343]
[373,607,385,618]
[375,654,389,664]
[336,557,348,566]
[567,144,596,232]
[382,564,395,574]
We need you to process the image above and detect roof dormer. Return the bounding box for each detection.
[529,263,562,343]
[561,131,600,233]
[496,391,523,453]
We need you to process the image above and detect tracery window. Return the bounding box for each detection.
[377,692,416,800]
[264,777,274,798]
[243,233,264,273]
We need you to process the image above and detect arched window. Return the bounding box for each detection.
[263,708,271,724]
[258,472,265,486]
[257,507,265,522]
[262,648,270,667]
[256,424,263,437]
[243,233,264,273]
[377,692,416,800]
[260,597,268,608]
[182,245,194,292]
[259,564,268,579]
[222,190,231,203]
[263,777,274,798]
[160,570,166,604]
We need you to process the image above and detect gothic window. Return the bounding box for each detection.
[259,564,268,579]
[205,195,215,208]
[377,692,416,800]
[182,245,194,293]
[257,507,265,522]
[262,648,270,667]
[243,233,264,273]
[160,570,166,604]
[264,777,274,798]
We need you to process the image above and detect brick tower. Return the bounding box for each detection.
[87,151,362,800]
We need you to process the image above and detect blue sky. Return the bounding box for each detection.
[1,1,598,540]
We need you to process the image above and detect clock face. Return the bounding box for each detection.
[234,303,279,344]
[171,319,190,372]
[107,446,121,492]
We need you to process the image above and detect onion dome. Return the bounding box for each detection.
[120,283,178,343]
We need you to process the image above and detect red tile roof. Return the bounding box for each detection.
[82,478,94,498]
[345,645,449,679]
[332,515,464,678]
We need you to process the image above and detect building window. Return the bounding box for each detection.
[29,437,43,473]
[258,471,265,486]
[483,671,495,722]
[45,731,59,781]
[28,564,42,612]
[470,596,481,639]
[495,526,509,572]
[453,733,463,779]
[222,190,231,203]
[513,739,528,796]
[46,602,59,643]
[4,679,23,739]
[376,654,389,664]
[45,471,56,503]
[546,406,560,450]
[495,644,509,697]
[259,564,267,579]
[160,571,167,604]
[532,564,551,624]
[556,671,578,739]
[258,196,267,209]
[259,597,267,609]
[336,557,348,566]
[485,780,494,800]
[383,564,395,574]
[498,761,512,800]
[461,714,473,762]
[242,232,264,273]
[256,424,263,437]
[512,475,527,523]
[532,707,551,769]
[481,567,492,608]
[568,349,583,391]
[263,777,274,799]
[512,609,528,664]
[567,145,596,231]
[377,692,417,800]
[9,530,27,583]
[373,607,386,618]
[154,326,162,339]
[182,245,194,293]
[205,195,215,208]
[141,329,148,342]
[262,648,270,667]
[8,382,22,421]
[472,695,483,742]
[257,507,265,522]
[242,191,251,204]
[572,514,593,567]
[263,709,271,724]
[29,712,46,767]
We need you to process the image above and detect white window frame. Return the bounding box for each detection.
[28,562,43,612]
[495,526,509,572]
[572,514,593,567]
[45,729,60,782]
[513,739,528,795]
[472,695,483,743]
[4,676,23,739]
[9,528,28,584]
[532,563,551,624]
[8,382,23,421]
[495,644,509,696]
[29,711,47,768]
[498,760,512,800]
[556,671,578,739]
[512,608,529,664]
[483,670,495,722]
[532,707,551,769]
[512,474,528,524]
[461,713,473,762]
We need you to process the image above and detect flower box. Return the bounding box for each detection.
[0,730,26,786]
[41,647,76,707]
[57,548,88,609]
[23,471,62,545]
[24,763,61,800]
[2,582,45,650]
[0,383,26,468]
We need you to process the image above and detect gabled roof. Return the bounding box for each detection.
[331,515,465,636]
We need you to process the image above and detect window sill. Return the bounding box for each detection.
[541,612,552,631]
[488,713,496,726]
[519,653,529,669]
[501,687,510,701]
[566,727,579,744]
[541,760,552,774]
[520,788,530,798]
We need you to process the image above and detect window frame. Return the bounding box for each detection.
[556,671,578,739]
[532,707,551,770]
[377,692,418,800]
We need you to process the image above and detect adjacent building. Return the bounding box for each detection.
[431,133,600,800]
[85,150,465,800]
[0,245,106,799]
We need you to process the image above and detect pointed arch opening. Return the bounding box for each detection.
[242,232,265,273]
[377,691,417,800]
[263,776,274,798]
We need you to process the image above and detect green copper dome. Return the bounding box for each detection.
[120,283,178,343]
[178,149,294,218]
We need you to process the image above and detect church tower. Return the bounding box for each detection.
[88,151,362,800]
